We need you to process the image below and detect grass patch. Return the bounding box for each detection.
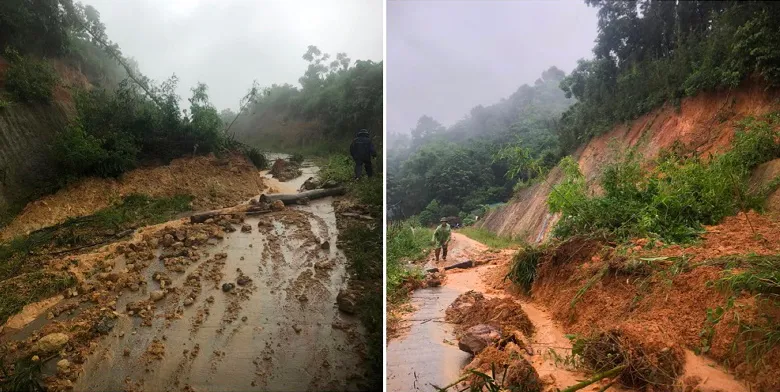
[387,222,432,303]
[319,154,382,214]
[338,223,382,391]
[458,227,523,249]
[0,271,74,325]
[505,245,544,294]
[0,355,46,392]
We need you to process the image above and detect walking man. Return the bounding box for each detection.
[432,217,451,262]
[349,129,377,179]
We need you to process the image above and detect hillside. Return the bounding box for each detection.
[480,82,780,241]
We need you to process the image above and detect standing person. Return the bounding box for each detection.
[432,217,451,262]
[349,129,377,179]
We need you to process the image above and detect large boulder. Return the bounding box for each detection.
[458,324,501,355]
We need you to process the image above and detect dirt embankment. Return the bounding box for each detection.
[0,153,268,240]
[480,83,780,241]
[486,212,780,392]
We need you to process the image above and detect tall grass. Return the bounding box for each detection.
[387,222,432,302]
[458,227,524,249]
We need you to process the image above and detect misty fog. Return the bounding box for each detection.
[86,0,384,111]
[387,0,598,134]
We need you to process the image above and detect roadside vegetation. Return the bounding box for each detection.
[318,155,383,391]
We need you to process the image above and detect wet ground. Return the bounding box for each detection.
[387,233,748,392]
[2,155,368,392]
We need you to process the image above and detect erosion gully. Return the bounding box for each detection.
[386,233,747,392]
[1,155,368,392]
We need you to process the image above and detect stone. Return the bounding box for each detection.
[241,224,252,233]
[94,316,117,334]
[183,297,194,306]
[222,283,235,292]
[33,333,69,354]
[320,241,330,250]
[336,289,358,314]
[57,359,70,373]
[458,324,501,355]
[237,276,252,286]
[150,290,166,302]
[162,234,175,247]
[292,324,302,333]
[271,200,285,211]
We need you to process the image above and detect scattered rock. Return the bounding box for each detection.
[94,316,117,334]
[162,234,175,247]
[271,200,285,211]
[222,283,235,292]
[183,297,194,306]
[56,359,70,373]
[320,241,330,250]
[292,324,302,333]
[336,288,358,314]
[31,355,40,362]
[241,224,252,233]
[242,316,248,322]
[237,275,252,286]
[124,349,131,357]
[33,333,69,354]
[150,290,166,302]
[458,324,501,355]
[299,177,320,191]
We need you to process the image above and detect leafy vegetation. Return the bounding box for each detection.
[231,46,383,154]
[558,1,780,153]
[505,245,545,294]
[387,67,571,224]
[549,113,780,243]
[386,223,431,302]
[3,47,59,104]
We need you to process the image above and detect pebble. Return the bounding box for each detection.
[184,297,194,306]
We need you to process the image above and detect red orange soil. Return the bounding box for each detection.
[0,153,268,240]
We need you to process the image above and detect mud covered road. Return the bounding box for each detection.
[386,233,748,392]
[1,158,370,392]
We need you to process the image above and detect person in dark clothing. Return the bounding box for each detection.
[349,129,377,179]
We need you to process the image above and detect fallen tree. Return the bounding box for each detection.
[259,187,346,205]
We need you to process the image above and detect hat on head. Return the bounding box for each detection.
[440,217,448,222]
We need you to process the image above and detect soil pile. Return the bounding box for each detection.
[269,158,303,182]
[1,153,268,240]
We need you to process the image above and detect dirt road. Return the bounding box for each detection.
[387,232,748,392]
[1,157,369,392]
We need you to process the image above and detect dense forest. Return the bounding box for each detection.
[388,0,780,227]
[386,67,572,224]
[229,46,383,154]
[1,0,382,197]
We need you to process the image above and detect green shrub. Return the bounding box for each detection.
[506,245,544,293]
[246,148,268,169]
[549,114,780,243]
[3,47,58,104]
[386,222,431,302]
[53,124,139,179]
[290,153,305,164]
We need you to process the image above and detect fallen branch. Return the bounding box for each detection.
[341,212,374,220]
[560,365,626,392]
[259,187,346,205]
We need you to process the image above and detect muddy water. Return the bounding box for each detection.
[68,159,367,392]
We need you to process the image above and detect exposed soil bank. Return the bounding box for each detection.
[480,83,780,242]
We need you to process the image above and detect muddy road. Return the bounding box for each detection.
[386,233,748,392]
[1,156,369,392]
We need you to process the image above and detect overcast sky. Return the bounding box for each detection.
[87,0,383,111]
[388,0,598,134]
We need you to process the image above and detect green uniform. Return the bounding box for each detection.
[432,224,451,245]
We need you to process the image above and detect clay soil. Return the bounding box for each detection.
[0,153,268,240]
[489,212,780,392]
